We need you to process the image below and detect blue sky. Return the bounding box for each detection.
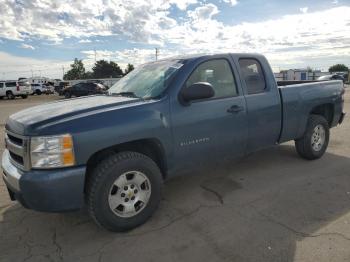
[0,0,349,79]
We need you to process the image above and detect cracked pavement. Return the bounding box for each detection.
[1,92,350,262]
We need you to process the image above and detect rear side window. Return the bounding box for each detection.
[239,59,266,94]
[6,82,16,87]
[185,59,237,99]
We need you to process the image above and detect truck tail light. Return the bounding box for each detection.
[16,84,20,91]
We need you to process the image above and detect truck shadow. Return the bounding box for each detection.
[1,144,350,261]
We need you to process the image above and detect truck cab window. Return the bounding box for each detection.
[239,59,266,94]
[185,59,237,98]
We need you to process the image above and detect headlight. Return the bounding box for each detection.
[30,134,75,168]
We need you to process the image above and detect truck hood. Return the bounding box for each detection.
[6,95,141,135]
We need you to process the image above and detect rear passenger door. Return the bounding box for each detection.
[235,56,281,152]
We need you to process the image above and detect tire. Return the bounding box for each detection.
[64,92,71,99]
[35,90,42,95]
[295,115,329,160]
[21,95,28,99]
[86,151,162,232]
[6,91,15,100]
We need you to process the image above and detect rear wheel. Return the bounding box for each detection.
[6,91,15,100]
[295,115,329,160]
[35,89,42,95]
[64,92,71,99]
[86,152,162,232]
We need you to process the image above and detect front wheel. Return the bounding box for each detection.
[86,152,162,232]
[295,115,329,160]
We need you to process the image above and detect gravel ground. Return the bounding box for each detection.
[0,90,349,262]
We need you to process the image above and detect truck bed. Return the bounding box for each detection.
[277,80,344,143]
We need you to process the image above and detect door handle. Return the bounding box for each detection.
[227,105,244,113]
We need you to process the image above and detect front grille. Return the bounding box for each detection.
[5,131,30,171]
[7,133,23,145]
[9,151,24,165]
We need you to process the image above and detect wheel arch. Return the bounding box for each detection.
[84,138,167,191]
[309,103,334,127]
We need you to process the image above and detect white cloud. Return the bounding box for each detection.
[300,7,308,13]
[0,0,197,44]
[188,4,220,20]
[20,43,35,50]
[223,0,238,6]
[0,1,350,76]
[332,0,339,4]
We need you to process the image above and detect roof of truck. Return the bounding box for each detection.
[157,52,265,62]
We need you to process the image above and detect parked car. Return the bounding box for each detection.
[2,53,345,232]
[42,83,55,95]
[31,83,45,95]
[318,74,345,82]
[62,82,107,98]
[54,81,70,95]
[0,81,31,99]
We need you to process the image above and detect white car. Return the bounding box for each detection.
[31,83,45,95]
[0,81,32,99]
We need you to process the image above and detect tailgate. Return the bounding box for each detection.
[19,82,31,92]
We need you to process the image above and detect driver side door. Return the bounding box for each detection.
[170,57,248,172]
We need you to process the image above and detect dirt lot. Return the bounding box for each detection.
[0,91,349,262]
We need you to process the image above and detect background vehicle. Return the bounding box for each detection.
[30,83,45,95]
[0,81,31,99]
[54,81,70,95]
[2,53,345,232]
[318,74,345,82]
[63,82,107,98]
[42,83,55,94]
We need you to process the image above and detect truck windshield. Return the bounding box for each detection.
[108,60,183,99]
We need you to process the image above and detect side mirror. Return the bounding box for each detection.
[181,82,215,103]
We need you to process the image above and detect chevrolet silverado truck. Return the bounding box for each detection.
[2,53,345,231]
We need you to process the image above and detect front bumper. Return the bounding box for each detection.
[2,149,86,212]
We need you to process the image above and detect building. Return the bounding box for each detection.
[274,69,329,81]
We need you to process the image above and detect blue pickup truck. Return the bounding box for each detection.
[2,53,345,231]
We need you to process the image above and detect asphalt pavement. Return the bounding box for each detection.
[0,91,349,262]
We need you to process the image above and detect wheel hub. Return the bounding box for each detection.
[108,171,151,218]
[311,124,325,152]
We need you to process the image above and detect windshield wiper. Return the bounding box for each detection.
[109,92,141,98]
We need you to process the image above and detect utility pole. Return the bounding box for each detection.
[94,48,97,64]
[62,66,65,79]
[155,48,159,61]
[31,69,33,78]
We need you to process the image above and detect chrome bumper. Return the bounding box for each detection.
[2,149,21,191]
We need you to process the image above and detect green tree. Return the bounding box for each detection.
[63,58,86,80]
[83,71,94,79]
[92,60,123,78]
[124,63,135,75]
[329,64,349,73]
